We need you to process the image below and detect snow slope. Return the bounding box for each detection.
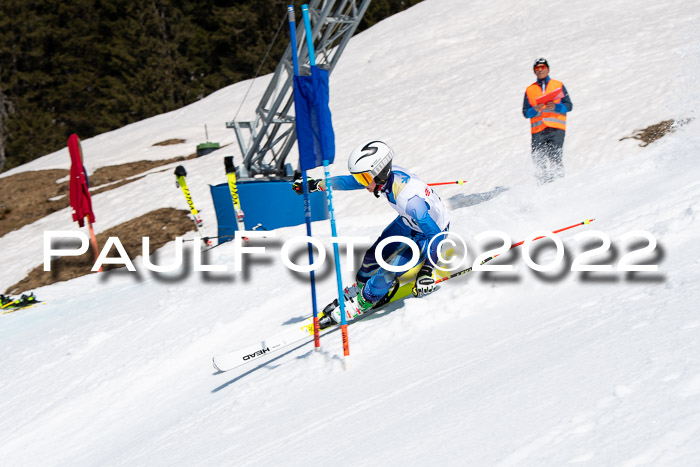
[1,0,700,465]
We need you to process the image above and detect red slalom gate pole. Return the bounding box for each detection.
[435,218,595,285]
[428,179,467,187]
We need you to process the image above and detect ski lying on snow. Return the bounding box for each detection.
[211,260,442,373]
[1,303,44,314]
[212,281,418,373]
[1,293,42,314]
[212,319,317,372]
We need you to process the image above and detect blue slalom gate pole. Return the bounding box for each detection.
[302,4,351,366]
[301,5,316,66]
[288,6,300,76]
[288,5,322,349]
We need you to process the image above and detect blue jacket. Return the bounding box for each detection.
[329,170,447,265]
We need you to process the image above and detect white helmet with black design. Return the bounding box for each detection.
[347,140,394,192]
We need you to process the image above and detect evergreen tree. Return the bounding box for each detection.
[0,84,11,171]
[0,0,424,172]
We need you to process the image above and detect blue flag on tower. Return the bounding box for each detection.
[293,65,335,170]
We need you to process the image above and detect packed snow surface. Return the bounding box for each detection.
[1,0,699,465]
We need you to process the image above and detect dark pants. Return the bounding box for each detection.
[531,127,565,184]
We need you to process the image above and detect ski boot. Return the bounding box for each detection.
[14,293,37,309]
[317,281,401,330]
[318,284,363,330]
[0,294,14,308]
[355,284,375,313]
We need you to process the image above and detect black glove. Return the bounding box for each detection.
[292,178,325,195]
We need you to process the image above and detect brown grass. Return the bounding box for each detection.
[1,151,209,294]
[0,154,195,238]
[5,207,196,294]
[620,118,692,147]
[152,138,186,146]
[0,169,71,237]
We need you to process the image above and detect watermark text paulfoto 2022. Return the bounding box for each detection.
[43,229,660,274]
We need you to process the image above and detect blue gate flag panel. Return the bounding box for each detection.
[293,65,335,170]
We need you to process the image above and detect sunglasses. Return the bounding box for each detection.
[534,65,548,71]
[352,172,373,187]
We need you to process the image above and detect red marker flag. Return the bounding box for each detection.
[68,134,95,227]
[68,134,100,270]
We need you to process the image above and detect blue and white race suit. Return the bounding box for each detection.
[329,165,450,302]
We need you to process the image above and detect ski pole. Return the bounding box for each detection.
[428,179,467,187]
[434,218,595,285]
[182,224,267,242]
[223,156,248,242]
[174,165,213,247]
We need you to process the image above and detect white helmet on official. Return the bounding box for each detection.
[347,140,394,190]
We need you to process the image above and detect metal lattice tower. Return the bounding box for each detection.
[226,0,371,180]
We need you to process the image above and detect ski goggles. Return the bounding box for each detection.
[534,65,548,71]
[352,172,373,187]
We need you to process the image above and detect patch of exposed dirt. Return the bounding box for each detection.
[5,207,196,294]
[88,156,195,187]
[88,154,196,195]
[620,118,692,147]
[0,154,195,237]
[153,138,187,146]
[0,169,71,237]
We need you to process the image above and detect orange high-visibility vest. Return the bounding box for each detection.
[526,79,567,133]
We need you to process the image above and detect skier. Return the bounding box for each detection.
[292,140,450,326]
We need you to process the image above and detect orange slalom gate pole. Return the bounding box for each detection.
[341,323,350,357]
[87,215,102,272]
